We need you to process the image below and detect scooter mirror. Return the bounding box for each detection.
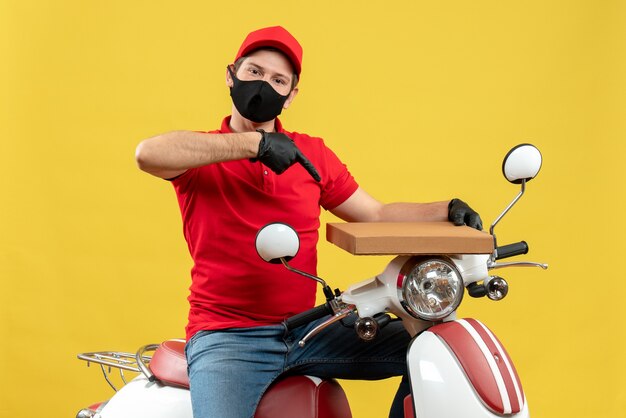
[502,144,542,184]
[255,223,300,264]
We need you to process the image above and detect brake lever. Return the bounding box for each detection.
[488,260,548,270]
[298,305,356,347]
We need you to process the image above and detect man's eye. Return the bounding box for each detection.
[273,78,286,85]
[249,68,261,75]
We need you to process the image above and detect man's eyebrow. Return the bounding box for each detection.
[245,61,291,81]
[246,62,263,71]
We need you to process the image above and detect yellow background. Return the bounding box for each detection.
[1,1,625,417]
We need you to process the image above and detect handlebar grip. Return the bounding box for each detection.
[496,241,529,260]
[285,303,332,331]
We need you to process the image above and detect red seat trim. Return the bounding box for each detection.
[255,375,351,418]
[403,394,414,418]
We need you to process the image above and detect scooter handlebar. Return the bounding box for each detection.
[285,303,333,331]
[496,241,529,260]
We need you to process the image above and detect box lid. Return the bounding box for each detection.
[326,222,494,255]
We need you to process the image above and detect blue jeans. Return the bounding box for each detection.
[185,315,411,418]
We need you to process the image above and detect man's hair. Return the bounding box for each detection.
[233,47,299,91]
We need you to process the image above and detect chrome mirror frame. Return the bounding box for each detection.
[255,222,328,288]
[255,222,300,264]
[502,143,542,184]
[490,144,542,260]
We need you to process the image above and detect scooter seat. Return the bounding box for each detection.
[149,340,189,388]
[149,340,352,418]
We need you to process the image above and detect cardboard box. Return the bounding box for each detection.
[326,222,494,255]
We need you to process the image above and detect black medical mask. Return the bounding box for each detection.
[228,66,290,123]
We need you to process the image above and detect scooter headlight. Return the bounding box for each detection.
[397,257,464,321]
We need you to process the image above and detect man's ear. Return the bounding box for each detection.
[225,64,235,88]
[283,87,299,109]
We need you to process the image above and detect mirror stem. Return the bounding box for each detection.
[280,258,328,288]
[490,179,526,259]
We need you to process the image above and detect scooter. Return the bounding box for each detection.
[77,143,547,418]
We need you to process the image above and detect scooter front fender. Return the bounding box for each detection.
[407,318,528,418]
[99,375,192,418]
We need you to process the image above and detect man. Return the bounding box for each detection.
[136,26,482,418]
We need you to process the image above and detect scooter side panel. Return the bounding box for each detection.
[407,331,529,418]
[429,319,525,414]
[99,375,193,418]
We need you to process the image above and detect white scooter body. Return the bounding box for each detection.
[407,322,528,418]
[98,376,192,418]
[342,254,529,418]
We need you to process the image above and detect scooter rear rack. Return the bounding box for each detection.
[77,351,153,391]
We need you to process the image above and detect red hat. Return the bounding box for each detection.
[234,26,303,76]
